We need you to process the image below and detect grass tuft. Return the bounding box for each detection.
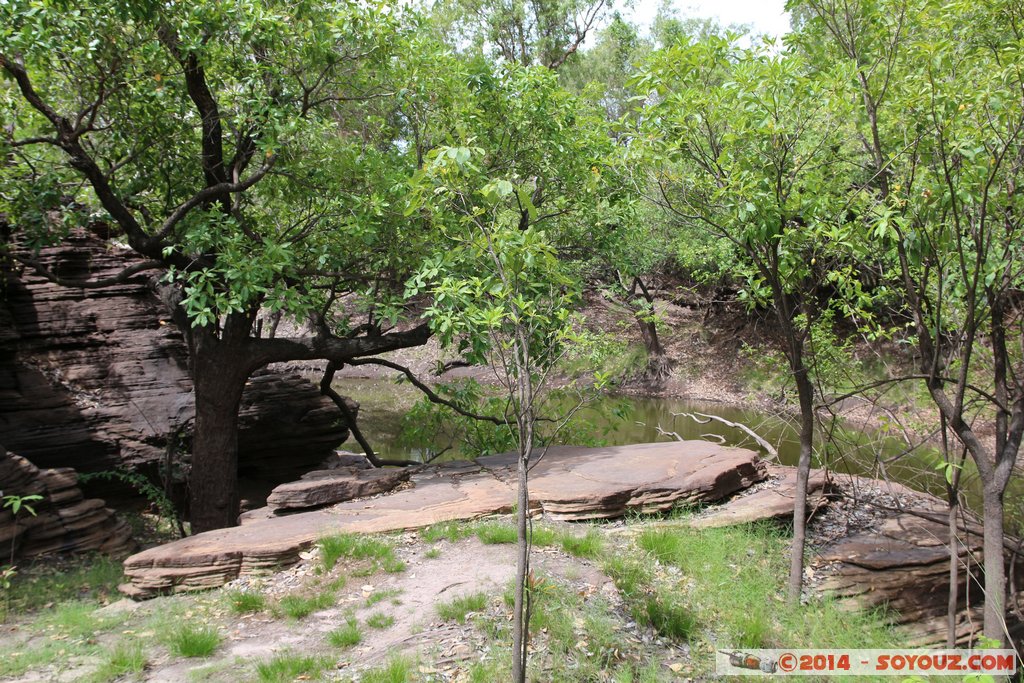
[328,617,362,648]
[318,533,405,574]
[225,589,266,614]
[436,591,488,624]
[361,656,413,683]
[474,521,555,546]
[365,587,402,607]
[419,521,472,543]
[90,641,146,682]
[558,528,604,558]
[166,624,222,658]
[254,652,328,683]
[365,611,396,629]
[277,591,333,619]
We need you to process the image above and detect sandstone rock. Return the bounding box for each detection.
[0,446,134,559]
[811,481,1023,646]
[483,442,767,520]
[123,441,764,597]
[266,467,411,512]
[0,233,352,495]
[689,465,828,528]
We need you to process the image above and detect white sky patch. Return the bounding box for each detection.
[622,0,791,39]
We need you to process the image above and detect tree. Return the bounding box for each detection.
[630,35,858,603]
[792,0,1024,644]
[405,64,619,682]
[0,0,436,532]
[559,13,649,121]
[430,0,610,69]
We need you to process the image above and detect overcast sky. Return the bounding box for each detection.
[622,0,792,39]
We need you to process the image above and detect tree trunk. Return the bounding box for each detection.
[947,494,960,648]
[511,443,531,683]
[629,277,670,381]
[982,488,1007,645]
[787,363,815,606]
[189,344,248,533]
[637,316,670,380]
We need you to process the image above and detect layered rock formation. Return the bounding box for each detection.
[0,233,352,493]
[810,480,1024,646]
[122,441,766,597]
[266,467,411,513]
[0,444,134,559]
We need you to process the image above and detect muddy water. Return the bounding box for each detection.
[335,377,1024,528]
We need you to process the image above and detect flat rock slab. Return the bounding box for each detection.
[123,441,764,598]
[689,465,829,529]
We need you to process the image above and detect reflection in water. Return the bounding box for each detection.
[334,377,1023,527]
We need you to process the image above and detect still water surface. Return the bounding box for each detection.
[336,377,1023,527]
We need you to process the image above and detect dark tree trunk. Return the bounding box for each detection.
[188,340,249,533]
[628,276,671,381]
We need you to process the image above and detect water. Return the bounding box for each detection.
[335,377,1023,528]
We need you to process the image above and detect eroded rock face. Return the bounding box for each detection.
[0,444,134,559]
[0,233,351,493]
[122,441,766,597]
[810,480,1024,646]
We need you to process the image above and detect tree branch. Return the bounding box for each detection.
[12,253,164,289]
[343,357,506,426]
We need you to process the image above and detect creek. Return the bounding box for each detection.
[336,377,1024,529]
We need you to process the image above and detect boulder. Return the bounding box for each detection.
[689,465,829,528]
[0,232,352,494]
[0,445,134,559]
[123,441,765,597]
[266,467,411,512]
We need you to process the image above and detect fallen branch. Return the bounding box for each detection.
[672,411,779,461]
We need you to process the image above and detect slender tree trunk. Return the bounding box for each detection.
[947,494,961,648]
[511,330,535,683]
[982,488,1007,645]
[788,363,815,605]
[511,437,532,683]
[189,344,248,533]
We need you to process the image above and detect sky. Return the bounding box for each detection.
[622,0,792,39]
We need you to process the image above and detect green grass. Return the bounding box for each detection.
[166,624,222,658]
[424,547,441,559]
[4,555,124,612]
[361,656,413,683]
[365,587,402,607]
[225,589,266,614]
[277,591,333,619]
[419,521,473,543]
[255,652,328,683]
[558,528,604,558]
[474,521,555,546]
[328,617,362,648]
[89,641,147,682]
[436,591,487,624]
[318,533,405,574]
[639,594,698,640]
[40,600,113,637]
[365,611,395,629]
[628,523,897,675]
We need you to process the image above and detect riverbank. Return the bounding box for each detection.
[0,502,898,682]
